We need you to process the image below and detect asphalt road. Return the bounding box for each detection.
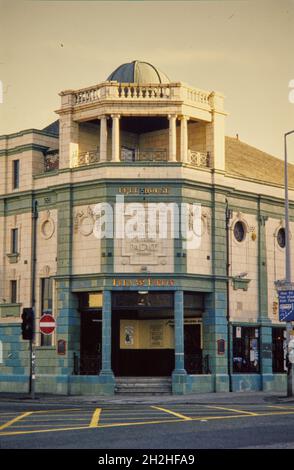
[0,400,294,449]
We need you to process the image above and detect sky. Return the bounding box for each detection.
[0,0,294,160]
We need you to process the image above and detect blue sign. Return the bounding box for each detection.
[278,290,294,321]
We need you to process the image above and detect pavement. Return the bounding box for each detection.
[0,390,293,405]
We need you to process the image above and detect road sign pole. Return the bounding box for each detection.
[284,131,294,397]
[30,339,35,400]
[30,200,38,399]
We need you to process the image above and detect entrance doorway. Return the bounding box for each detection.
[112,291,174,377]
[184,324,202,374]
[80,310,102,375]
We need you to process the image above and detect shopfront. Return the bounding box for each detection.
[78,290,205,378]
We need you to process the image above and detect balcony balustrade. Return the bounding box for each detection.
[70,148,210,167]
[68,82,211,108]
[121,147,168,162]
[44,151,59,172]
[72,149,100,167]
[189,150,210,168]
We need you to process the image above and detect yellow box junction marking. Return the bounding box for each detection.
[267,405,294,410]
[33,408,82,414]
[0,411,33,432]
[89,408,102,427]
[151,406,192,420]
[205,405,258,416]
[1,407,294,438]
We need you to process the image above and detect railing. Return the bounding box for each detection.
[72,148,209,167]
[189,150,210,168]
[121,147,168,162]
[68,82,211,107]
[117,84,171,100]
[183,85,210,105]
[73,353,102,375]
[72,352,210,376]
[44,151,59,172]
[75,88,102,105]
[73,149,100,167]
[184,353,211,374]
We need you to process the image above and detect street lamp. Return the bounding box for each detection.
[284,130,294,397]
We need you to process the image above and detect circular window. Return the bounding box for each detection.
[233,221,246,242]
[277,227,286,248]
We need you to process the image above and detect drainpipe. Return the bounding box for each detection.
[225,200,233,392]
[30,199,38,399]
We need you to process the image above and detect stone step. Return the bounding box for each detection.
[115,377,172,383]
[115,385,171,390]
[115,388,171,394]
[115,390,171,395]
[115,377,172,395]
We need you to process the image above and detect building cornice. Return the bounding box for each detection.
[0,128,59,141]
[0,143,52,157]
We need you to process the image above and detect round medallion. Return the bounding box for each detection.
[79,215,94,236]
[40,218,55,240]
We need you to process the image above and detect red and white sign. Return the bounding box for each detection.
[40,314,55,335]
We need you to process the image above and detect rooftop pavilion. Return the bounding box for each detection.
[56,60,226,171]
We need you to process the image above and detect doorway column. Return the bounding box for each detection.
[172,290,187,394]
[99,290,115,390]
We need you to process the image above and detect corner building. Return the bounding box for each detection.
[0,61,291,395]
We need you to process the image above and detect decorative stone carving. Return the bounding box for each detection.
[40,210,55,240]
[39,265,50,277]
[119,209,169,266]
[74,206,95,236]
[187,205,210,238]
[201,211,211,236]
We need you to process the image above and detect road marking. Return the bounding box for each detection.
[205,405,258,416]
[32,408,82,414]
[0,419,181,436]
[0,411,33,432]
[1,408,294,437]
[89,408,101,428]
[151,406,192,420]
[267,405,294,410]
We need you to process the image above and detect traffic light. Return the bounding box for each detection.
[21,308,34,340]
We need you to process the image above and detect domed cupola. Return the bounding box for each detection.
[106,60,170,84]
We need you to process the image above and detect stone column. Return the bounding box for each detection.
[111,114,120,162]
[180,116,189,163]
[172,290,187,394]
[168,115,177,162]
[99,290,115,389]
[99,115,108,162]
[206,92,226,171]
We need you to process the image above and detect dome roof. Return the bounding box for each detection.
[107,60,170,84]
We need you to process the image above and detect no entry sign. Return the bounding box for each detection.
[40,314,55,335]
